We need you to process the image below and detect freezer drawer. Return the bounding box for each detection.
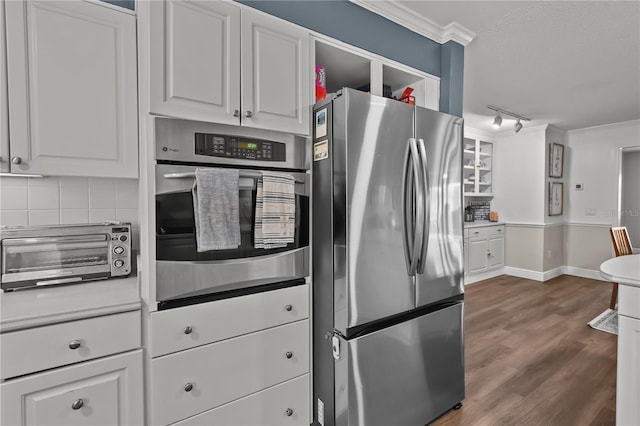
[333,303,464,426]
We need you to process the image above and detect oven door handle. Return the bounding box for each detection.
[162,172,306,184]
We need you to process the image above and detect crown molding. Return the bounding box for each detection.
[349,0,476,46]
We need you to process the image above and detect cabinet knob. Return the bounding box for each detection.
[11,156,22,165]
[184,325,193,335]
[487,251,493,256]
[285,351,293,359]
[233,109,240,117]
[71,398,84,410]
[284,304,293,312]
[184,383,193,392]
[68,340,82,350]
[245,110,253,118]
[285,408,294,416]
[473,231,479,235]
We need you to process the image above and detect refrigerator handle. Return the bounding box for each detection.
[403,138,424,276]
[416,138,430,274]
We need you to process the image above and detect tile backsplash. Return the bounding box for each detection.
[0,176,139,247]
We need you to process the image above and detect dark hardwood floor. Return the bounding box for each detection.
[432,274,617,426]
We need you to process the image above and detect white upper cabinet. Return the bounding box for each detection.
[150,1,310,135]
[1,0,9,173]
[5,0,138,178]
[150,0,241,125]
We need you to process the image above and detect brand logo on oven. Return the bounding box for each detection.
[162,146,179,153]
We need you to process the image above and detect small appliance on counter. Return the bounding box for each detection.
[465,206,475,222]
[0,222,132,291]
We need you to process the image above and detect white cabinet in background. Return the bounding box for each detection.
[150,1,310,135]
[463,136,493,197]
[465,225,505,276]
[1,350,143,426]
[4,0,138,177]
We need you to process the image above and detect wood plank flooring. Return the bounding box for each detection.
[432,274,617,426]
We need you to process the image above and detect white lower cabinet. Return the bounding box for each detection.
[151,320,309,425]
[173,374,309,426]
[465,225,505,276]
[1,350,144,426]
[617,291,640,426]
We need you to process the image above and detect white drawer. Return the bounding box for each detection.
[1,310,141,380]
[173,374,309,426]
[619,285,640,319]
[151,319,309,426]
[150,284,309,357]
[467,225,505,239]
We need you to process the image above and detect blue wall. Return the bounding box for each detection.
[102,0,135,11]
[238,0,464,117]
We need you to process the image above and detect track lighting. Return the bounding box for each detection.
[514,119,523,133]
[492,114,502,129]
[487,105,531,133]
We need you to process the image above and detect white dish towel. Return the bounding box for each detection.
[192,168,240,251]
[254,171,296,249]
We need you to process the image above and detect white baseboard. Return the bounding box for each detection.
[543,266,565,281]
[464,268,504,285]
[563,266,608,281]
[502,265,608,282]
[503,266,545,282]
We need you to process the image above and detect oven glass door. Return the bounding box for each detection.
[156,174,309,262]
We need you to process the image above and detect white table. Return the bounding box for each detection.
[600,254,640,288]
[601,254,640,426]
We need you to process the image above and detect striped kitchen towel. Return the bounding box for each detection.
[254,171,296,249]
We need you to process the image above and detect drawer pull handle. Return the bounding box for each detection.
[474,231,479,234]
[284,304,293,312]
[71,398,84,410]
[497,229,502,232]
[68,340,81,350]
[285,351,293,359]
[184,383,193,392]
[184,326,193,335]
[285,408,294,416]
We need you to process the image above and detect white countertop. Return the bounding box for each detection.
[464,221,505,228]
[0,275,141,333]
[600,254,640,288]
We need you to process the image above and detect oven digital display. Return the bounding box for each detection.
[239,141,258,150]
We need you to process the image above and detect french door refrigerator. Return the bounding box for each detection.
[312,88,464,426]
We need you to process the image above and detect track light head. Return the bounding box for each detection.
[514,119,523,133]
[492,114,502,129]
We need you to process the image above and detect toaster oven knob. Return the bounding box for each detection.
[113,246,125,255]
[113,259,125,268]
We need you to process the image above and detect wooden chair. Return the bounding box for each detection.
[609,226,633,309]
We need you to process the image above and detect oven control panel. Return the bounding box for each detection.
[195,133,286,162]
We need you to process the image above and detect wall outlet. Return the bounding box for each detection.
[585,208,596,216]
[575,183,584,190]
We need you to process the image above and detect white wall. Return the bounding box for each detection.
[0,176,139,247]
[492,125,547,224]
[566,120,640,225]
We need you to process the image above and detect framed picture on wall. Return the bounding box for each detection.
[549,143,564,178]
[549,182,563,216]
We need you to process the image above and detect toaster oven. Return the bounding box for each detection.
[0,223,132,291]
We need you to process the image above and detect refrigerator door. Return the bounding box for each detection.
[333,303,465,426]
[414,107,464,307]
[335,89,416,333]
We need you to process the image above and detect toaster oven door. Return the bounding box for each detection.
[1,235,111,290]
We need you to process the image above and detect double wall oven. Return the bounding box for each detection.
[154,118,310,309]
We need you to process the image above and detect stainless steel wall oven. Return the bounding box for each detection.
[154,119,309,309]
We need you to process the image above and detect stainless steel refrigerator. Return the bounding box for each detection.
[312,88,465,426]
